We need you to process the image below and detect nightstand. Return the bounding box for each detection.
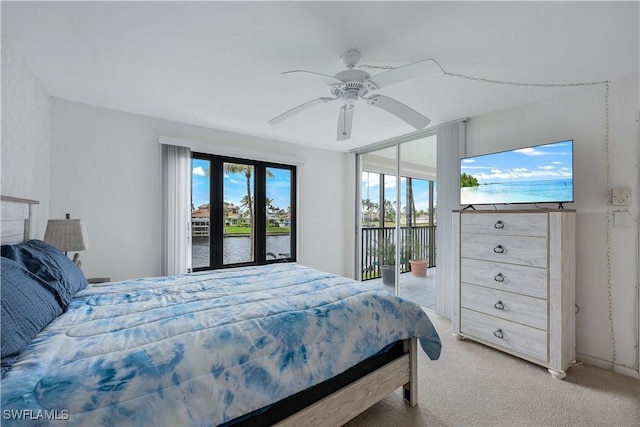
[87,277,111,284]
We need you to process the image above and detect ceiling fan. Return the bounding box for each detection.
[268,49,443,141]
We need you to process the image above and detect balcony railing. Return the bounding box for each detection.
[361,225,436,281]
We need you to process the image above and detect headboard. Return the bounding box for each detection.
[1,195,39,245]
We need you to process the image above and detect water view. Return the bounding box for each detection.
[461,179,573,205]
[192,235,291,267]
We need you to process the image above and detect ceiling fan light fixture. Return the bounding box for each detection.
[343,89,360,105]
[271,49,438,140]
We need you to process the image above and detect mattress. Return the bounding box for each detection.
[1,263,441,426]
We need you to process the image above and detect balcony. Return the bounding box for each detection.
[366,268,436,310]
[360,225,436,310]
[360,225,435,278]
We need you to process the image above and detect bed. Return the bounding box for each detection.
[1,196,441,426]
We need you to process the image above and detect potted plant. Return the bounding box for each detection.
[373,235,396,286]
[407,237,429,277]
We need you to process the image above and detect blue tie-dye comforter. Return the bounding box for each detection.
[1,263,441,426]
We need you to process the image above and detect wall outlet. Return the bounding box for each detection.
[612,187,631,206]
[613,211,630,228]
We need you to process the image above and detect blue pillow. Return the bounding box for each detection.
[1,240,88,308]
[1,257,64,376]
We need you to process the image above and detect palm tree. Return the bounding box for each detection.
[207,163,274,259]
[239,195,254,219]
[383,199,396,224]
[361,198,379,226]
[266,197,280,226]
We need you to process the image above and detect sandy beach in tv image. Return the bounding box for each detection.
[460,140,574,205]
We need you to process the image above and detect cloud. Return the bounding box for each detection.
[514,147,545,156]
[193,166,206,176]
[222,173,242,185]
[383,175,397,187]
[472,167,572,182]
[461,165,493,170]
[540,165,555,170]
[462,158,475,163]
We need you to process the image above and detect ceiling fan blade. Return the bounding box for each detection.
[367,95,431,130]
[269,97,334,125]
[337,105,354,141]
[364,58,442,90]
[282,70,344,85]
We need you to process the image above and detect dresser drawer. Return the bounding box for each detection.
[461,283,548,330]
[461,213,548,237]
[461,234,548,268]
[460,258,548,299]
[461,308,548,362]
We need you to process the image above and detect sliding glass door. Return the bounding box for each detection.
[398,136,437,309]
[357,132,437,310]
[361,147,400,288]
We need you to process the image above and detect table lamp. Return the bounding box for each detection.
[43,213,90,267]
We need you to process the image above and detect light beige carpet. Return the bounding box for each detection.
[345,315,639,427]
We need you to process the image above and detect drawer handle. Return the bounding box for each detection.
[494,329,504,339]
[494,220,505,229]
[494,300,505,310]
[494,273,505,282]
[493,245,505,254]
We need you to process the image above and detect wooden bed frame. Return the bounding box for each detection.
[276,339,418,426]
[0,195,39,245]
[0,195,420,426]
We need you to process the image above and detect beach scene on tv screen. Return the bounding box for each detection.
[460,140,573,205]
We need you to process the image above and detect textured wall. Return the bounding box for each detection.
[1,33,51,236]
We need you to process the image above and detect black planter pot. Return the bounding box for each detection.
[381,266,395,286]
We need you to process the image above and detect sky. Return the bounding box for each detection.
[460,140,573,184]
[192,159,292,211]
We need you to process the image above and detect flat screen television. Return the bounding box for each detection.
[460,139,574,207]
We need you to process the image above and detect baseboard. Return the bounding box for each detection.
[576,352,640,379]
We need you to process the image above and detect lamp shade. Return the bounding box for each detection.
[43,217,90,252]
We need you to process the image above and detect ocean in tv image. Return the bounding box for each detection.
[460,140,574,205]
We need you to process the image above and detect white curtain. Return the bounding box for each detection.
[435,120,466,319]
[162,144,192,275]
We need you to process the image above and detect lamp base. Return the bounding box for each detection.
[72,252,82,268]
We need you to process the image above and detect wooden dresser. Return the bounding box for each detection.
[452,209,576,379]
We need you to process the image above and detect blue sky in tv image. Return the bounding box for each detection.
[460,140,574,205]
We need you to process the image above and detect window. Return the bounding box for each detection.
[191,153,296,270]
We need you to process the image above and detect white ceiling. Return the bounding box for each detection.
[2,1,638,153]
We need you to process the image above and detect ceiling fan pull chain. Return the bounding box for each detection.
[342,106,347,136]
[443,71,608,88]
[358,63,395,70]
